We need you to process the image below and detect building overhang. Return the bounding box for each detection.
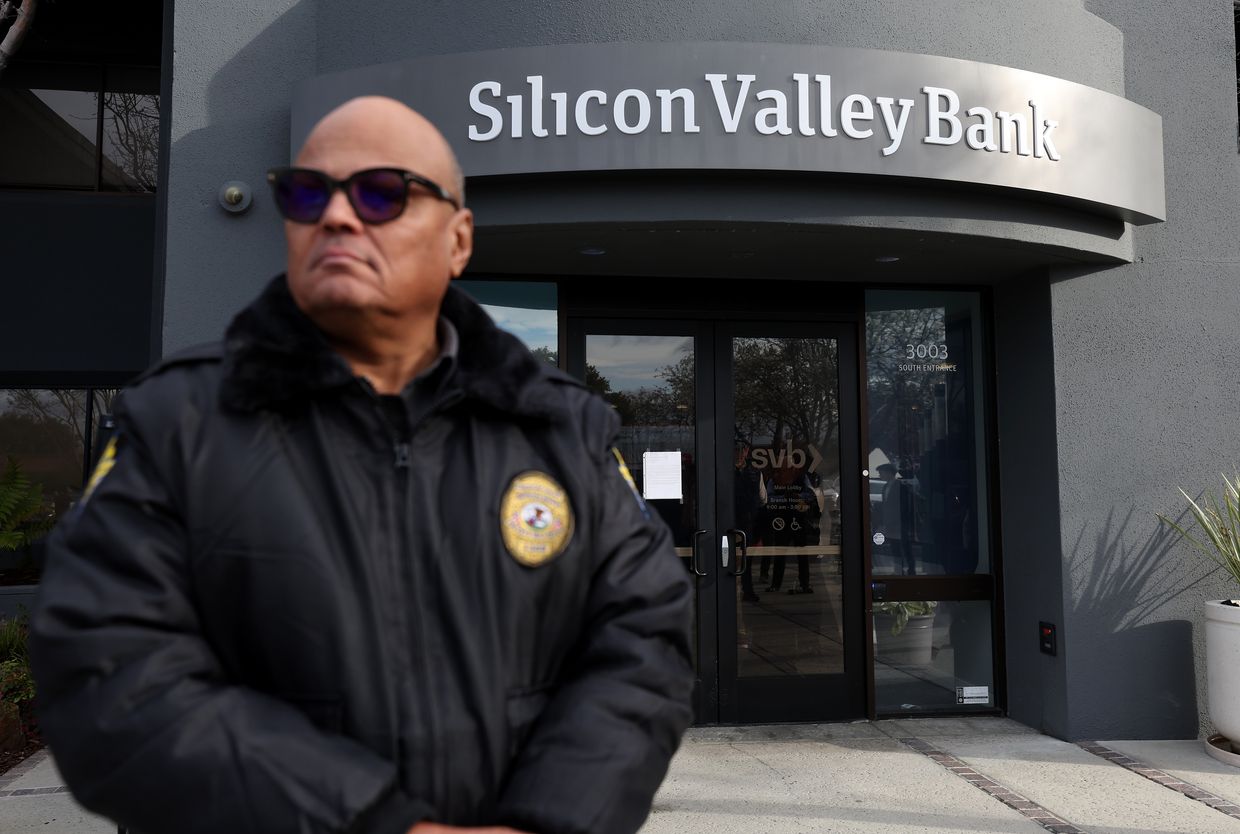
[292,42,1166,229]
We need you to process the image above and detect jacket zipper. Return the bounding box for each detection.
[404,391,462,811]
[372,385,463,809]
[359,382,432,802]
[398,454,444,810]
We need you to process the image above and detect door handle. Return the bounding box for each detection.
[726,529,749,576]
[720,534,729,568]
[691,529,708,577]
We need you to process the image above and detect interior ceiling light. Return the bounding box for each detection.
[875,255,901,263]
[579,246,607,256]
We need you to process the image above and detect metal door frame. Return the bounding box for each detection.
[568,315,866,724]
[715,321,865,723]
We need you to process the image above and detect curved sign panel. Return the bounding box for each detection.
[291,42,1165,224]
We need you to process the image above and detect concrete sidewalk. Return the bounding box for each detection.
[645,718,1240,834]
[2,718,1239,833]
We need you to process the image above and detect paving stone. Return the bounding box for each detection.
[937,735,1240,833]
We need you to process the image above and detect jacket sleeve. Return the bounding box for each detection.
[494,406,695,834]
[28,396,430,834]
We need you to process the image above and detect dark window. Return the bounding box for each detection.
[865,291,991,577]
[0,388,117,586]
[0,68,160,192]
[865,291,996,714]
[0,87,99,189]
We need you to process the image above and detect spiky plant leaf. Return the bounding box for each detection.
[0,616,27,664]
[1158,474,1240,590]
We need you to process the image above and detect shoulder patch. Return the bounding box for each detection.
[80,437,118,505]
[612,448,651,518]
[500,471,574,567]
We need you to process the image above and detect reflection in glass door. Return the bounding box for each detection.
[864,290,997,715]
[581,329,714,715]
[730,337,844,679]
[573,320,864,724]
[718,327,863,723]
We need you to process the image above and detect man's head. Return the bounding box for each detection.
[877,463,898,479]
[280,96,473,338]
[734,442,751,468]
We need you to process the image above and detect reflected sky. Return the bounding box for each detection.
[32,90,97,144]
[586,335,691,392]
[480,304,556,353]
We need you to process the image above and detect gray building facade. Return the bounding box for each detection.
[3,1,1238,741]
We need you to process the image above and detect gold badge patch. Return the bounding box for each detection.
[81,437,118,504]
[500,471,574,567]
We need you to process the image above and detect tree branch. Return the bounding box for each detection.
[0,0,38,79]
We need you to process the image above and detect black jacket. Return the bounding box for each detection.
[29,276,694,834]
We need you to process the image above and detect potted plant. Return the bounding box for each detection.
[1158,475,1240,764]
[873,600,938,666]
[0,457,54,619]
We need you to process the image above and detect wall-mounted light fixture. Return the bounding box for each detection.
[218,181,253,214]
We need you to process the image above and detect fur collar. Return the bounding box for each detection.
[219,275,572,422]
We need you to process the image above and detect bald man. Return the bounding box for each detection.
[30,97,694,834]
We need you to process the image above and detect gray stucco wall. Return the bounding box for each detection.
[1046,2,1240,739]
[993,273,1070,738]
[313,0,1123,93]
[160,0,1231,737]
[162,1,317,350]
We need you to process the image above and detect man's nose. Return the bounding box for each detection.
[320,187,363,231]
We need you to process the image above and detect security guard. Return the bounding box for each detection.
[30,97,694,834]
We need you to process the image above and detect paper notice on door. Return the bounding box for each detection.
[642,451,683,500]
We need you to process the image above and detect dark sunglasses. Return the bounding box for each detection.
[266,166,460,224]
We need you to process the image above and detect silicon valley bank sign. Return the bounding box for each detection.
[468,76,1062,163]
[291,42,1165,224]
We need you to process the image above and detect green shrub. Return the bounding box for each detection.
[0,658,34,706]
[0,615,32,703]
[0,615,29,665]
[0,615,37,742]
[874,600,938,635]
[0,457,55,552]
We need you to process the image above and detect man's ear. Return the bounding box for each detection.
[448,208,474,278]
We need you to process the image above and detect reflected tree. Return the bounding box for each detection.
[530,346,558,367]
[1,388,120,518]
[0,390,83,516]
[0,0,39,78]
[588,352,694,428]
[7,390,86,452]
[865,307,945,468]
[103,92,160,191]
[733,338,841,481]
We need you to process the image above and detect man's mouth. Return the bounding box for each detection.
[314,247,368,269]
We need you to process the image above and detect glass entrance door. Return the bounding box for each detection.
[717,324,864,722]
[570,320,864,724]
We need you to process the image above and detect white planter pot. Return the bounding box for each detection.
[1206,600,1240,743]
